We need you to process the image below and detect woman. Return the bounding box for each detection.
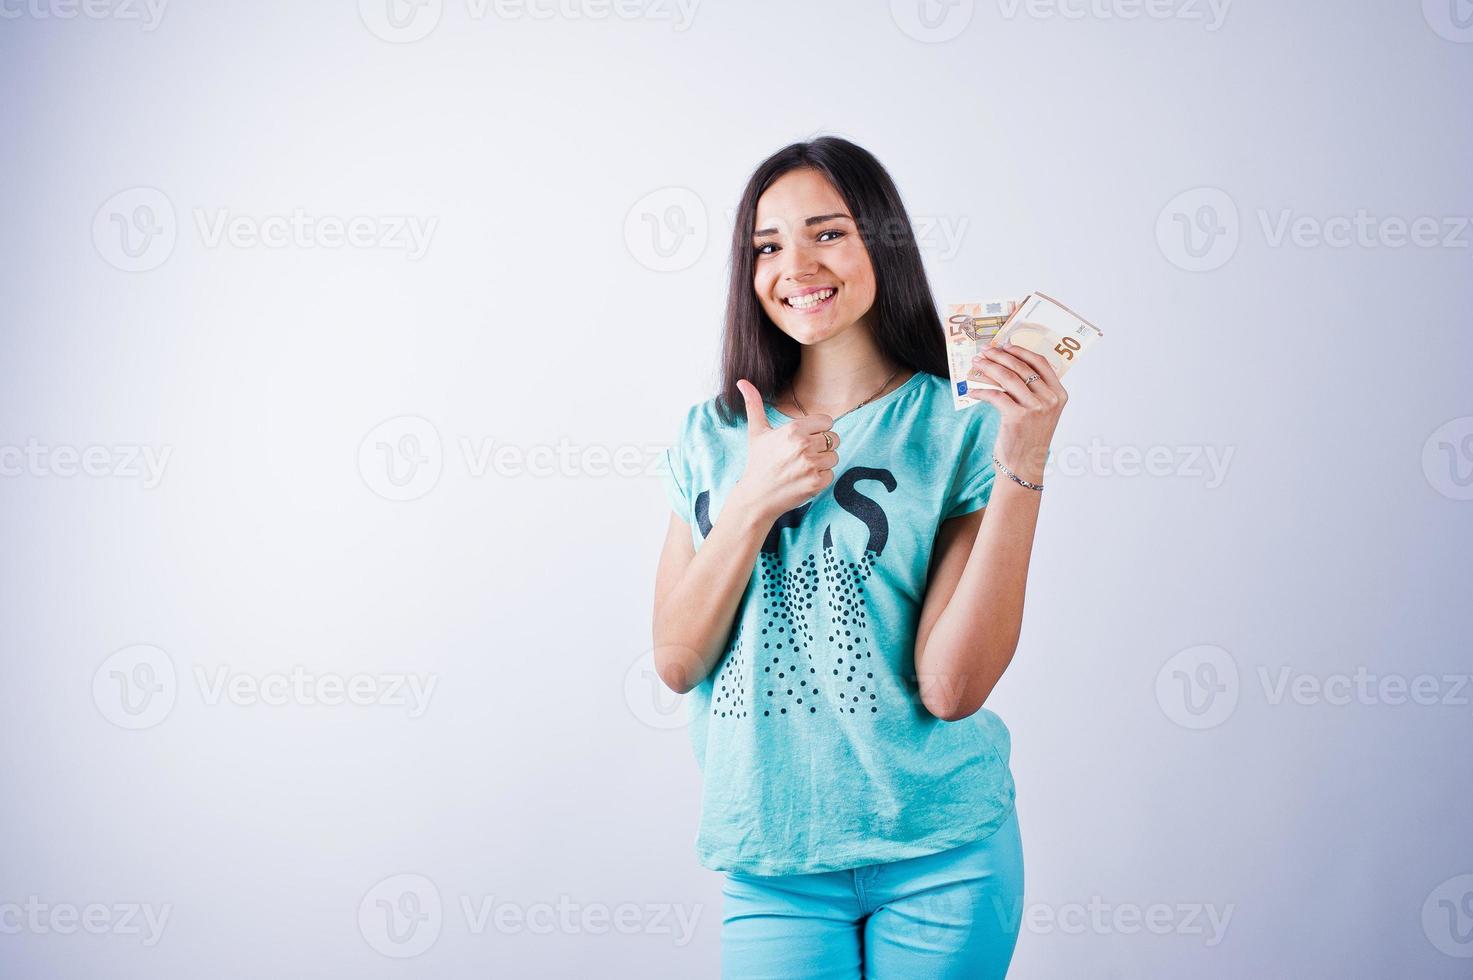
[651,136,1067,978]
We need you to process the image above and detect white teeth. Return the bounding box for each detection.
[786,288,835,309]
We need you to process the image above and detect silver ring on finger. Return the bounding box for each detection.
[1023,373,1040,387]
[822,431,833,452]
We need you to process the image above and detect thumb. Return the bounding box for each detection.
[735,379,771,436]
[965,388,1008,410]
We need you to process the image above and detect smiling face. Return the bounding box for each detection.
[752,167,878,345]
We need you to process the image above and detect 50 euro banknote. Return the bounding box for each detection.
[944,292,1103,410]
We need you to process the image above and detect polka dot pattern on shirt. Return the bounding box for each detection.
[711,542,881,720]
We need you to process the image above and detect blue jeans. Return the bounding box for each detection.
[720,807,1024,979]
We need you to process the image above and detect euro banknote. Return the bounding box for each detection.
[945,292,1103,409]
[944,297,1022,410]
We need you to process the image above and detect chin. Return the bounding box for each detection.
[771,307,855,344]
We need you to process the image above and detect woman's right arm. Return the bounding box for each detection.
[651,380,839,695]
[651,497,775,695]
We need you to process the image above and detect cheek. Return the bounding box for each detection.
[753,267,779,303]
[836,250,876,298]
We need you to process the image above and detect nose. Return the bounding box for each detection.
[779,241,819,282]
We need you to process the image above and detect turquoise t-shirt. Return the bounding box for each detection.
[659,368,1018,876]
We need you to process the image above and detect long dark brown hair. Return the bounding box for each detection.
[712,136,950,426]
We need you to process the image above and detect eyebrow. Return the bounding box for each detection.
[752,213,853,238]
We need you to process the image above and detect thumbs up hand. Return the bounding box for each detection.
[727,378,841,522]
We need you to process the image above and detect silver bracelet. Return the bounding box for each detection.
[994,454,1043,492]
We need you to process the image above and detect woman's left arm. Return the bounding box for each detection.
[913,342,1067,721]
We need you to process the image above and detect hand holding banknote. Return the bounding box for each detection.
[967,340,1067,484]
[947,293,1103,482]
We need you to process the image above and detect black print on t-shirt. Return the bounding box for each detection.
[695,466,895,721]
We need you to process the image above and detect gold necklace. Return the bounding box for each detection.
[788,366,904,422]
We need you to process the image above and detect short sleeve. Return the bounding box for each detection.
[660,408,692,519]
[944,423,1053,519]
[943,406,1001,520]
[944,457,995,520]
[661,445,689,517]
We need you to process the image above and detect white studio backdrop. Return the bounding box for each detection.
[1,1,1471,977]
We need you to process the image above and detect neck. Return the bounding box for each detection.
[785,325,909,417]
